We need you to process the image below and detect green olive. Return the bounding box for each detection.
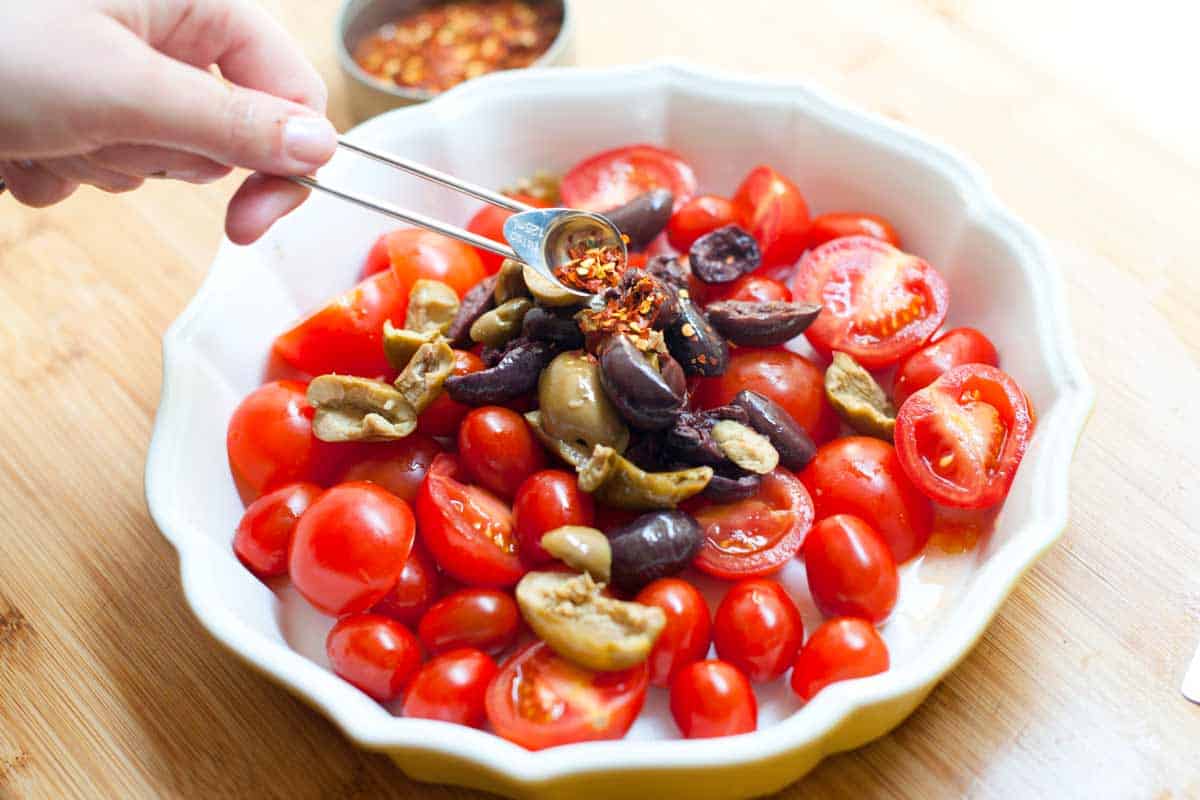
[825,351,896,439]
[382,320,440,371]
[577,445,712,510]
[538,351,630,454]
[394,340,455,414]
[469,297,533,347]
[524,411,590,468]
[404,279,459,334]
[493,259,530,304]
[524,263,582,308]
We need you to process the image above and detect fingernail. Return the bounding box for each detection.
[284,116,337,166]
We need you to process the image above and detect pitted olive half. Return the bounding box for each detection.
[538,351,630,454]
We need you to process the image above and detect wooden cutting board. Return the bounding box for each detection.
[2,1,1198,797]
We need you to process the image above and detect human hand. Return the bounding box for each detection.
[0,0,336,244]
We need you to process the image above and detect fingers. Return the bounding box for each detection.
[41,157,144,193]
[224,173,311,245]
[0,161,78,208]
[87,145,232,184]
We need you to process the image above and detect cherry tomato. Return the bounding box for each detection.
[712,579,803,682]
[694,347,839,444]
[792,236,949,369]
[415,455,524,587]
[418,588,519,656]
[233,482,323,579]
[272,271,408,378]
[790,617,889,702]
[560,144,697,213]
[800,437,933,564]
[402,648,498,727]
[894,364,1033,509]
[326,614,421,701]
[692,468,814,579]
[635,578,712,687]
[359,233,391,279]
[666,194,736,251]
[289,482,415,616]
[893,327,999,406]
[731,165,810,267]
[363,228,487,301]
[417,350,485,437]
[369,543,440,626]
[669,660,756,739]
[465,193,550,274]
[485,641,649,750]
[457,406,546,499]
[335,434,442,504]
[802,515,898,623]
[512,470,595,566]
[801,212,901,251]
[226,380,340,502]
[702,274,792,306]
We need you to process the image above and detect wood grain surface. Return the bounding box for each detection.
[2,1,1198,797]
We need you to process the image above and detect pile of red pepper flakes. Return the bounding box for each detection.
[553,242,627,295]
[578,274,671,355]
[353,1,562,94]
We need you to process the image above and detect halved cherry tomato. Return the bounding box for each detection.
[800,437,933,564]
[465,193,550,274]
[233,482,323,579]
[417,588,519,656]
[560,144,697,213]
[790,617,889,702]
[402,648,498,727]
[713,579,803,682]
[336,434,442,503]
[289,481,416,616]
[457,406,547,499]
[415,454,524,587]
[370,543,440,626]
[666,195,736,251]
[801,212,901,251]
[512,470,595,566]
[635,578,712,687]
[272,271,407,378]
[326,614,421,702]
[693,347,839,444]
[669,660,756,739]
[732,165,810,267]
[802,515,898,623]
[894,363,1032,509]
[792,236,949,369]
[692,468,814,579]
[893,327,999,406]
[702,274,792,306]
[417,350,485,437]
[485,641,649,750]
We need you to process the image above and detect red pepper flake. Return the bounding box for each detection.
[554,242,627,294]
[578,275,669,355]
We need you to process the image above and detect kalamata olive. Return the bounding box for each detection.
[659,352,687,397]
[537,351,630,453]
[445,338,555,404]
[665,292,729,376]
[598,335,686,430]
[521,306,584,349]
[663,406,749,467]
[608,510,704,595]
[688,225,761,284]
[733,389,817,470]
[645,255,690,290]
[703,469,762,503]
[604,189,674,251]
[447,274,498,347]
[705,300,823,346]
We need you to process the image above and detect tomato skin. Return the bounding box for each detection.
[666,195,736,251]
[417,350,485,437]
[732,165,810,268]
[385,228,487,301]
[360,234,391,278]
[272,271,408,379]
[369,543,440,626]
[894,363,1032,509]
[802,515,898,623]
[227,380,340,503]
[893,327,999,406]
[801,212,901,251]
[790,617,889,702]
[465,193,549,274]
[702,274,792,307]
[417,589,519,656]
[800,437,933,564]
[670,660,756,739]
[694,348,839,444]
[289,482,416,616]
[792,236,949,370]
[402,648,498,727]
[326,614,422,702]
[560,144,697,213]
[335,434,442,503]
[713,579,803,682]
[233,482,323,579]
[635,579,712,687]
[485,641,649,750]
[511,470,596,566]
[457,406,547,500]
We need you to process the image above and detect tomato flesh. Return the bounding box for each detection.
[670,660,756,739]
[713,579,803,682]
[732,165,810,267]
[893,327,999,406]
[560,144,697,213]
[790,617,889,702]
